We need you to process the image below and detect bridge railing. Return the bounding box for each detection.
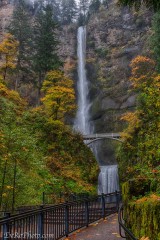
[0,191,121,240]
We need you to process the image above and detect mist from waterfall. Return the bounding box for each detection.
[74,26,119,194]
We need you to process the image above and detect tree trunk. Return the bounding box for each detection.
[0,159,8,210]
[12,158,17,212]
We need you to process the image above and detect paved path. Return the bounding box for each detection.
[64,214,124,240]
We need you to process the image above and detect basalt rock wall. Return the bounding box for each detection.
[85,0,152,165]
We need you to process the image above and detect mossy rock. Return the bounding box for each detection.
[124,200,160,240]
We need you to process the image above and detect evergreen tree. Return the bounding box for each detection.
[151,11,160,72]
[8,0,33,87]
[33,4,61,103]
[78,0,90,25]
[52,0,61,23]
[60,0,77,25]
[118,0,160,11]
[89,0,101,14]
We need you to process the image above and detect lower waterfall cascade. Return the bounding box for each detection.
[74,26,119,194]
[98,165,119,194]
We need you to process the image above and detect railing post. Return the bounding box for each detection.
[65,202,69,237]
[59,192,62,203]
[115,191,119,212]
[85,200,89,227]
[42,192,45,205]
[101,193,105,219]
[3,212,10,240]
[38,206,44,239]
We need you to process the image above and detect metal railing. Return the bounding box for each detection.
[0,191,121,240]
[42,192,95,205]
[118,205,138,240]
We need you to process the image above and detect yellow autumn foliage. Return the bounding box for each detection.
[136,194,160,204]
[0,76,26,110]
[140,237,150,240]
[130,56,155,87]
[0,33,19,81]
[41,70,76,120]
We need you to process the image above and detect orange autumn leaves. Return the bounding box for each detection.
[119,55,160,175]
[121,55,160,141]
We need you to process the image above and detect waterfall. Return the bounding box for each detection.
[74,26,91,134]
[74,26,119,194]
[98,165,119,194]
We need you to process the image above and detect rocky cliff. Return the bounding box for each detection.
[85,0,152,165]
[0,2,13,40]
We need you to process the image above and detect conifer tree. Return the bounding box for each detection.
[52,0,61,23]
[8,0,33,87]
[78,0,90,25]
[118,0,160,11]
[60,0,77,25]
[33,4,61,103]
[89,0,101,14]
[151,11,160,72]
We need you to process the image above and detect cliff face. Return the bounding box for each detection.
[58,24,77,79]
[0,3,13,40]
[85,0,152,164]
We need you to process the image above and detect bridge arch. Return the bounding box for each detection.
[83,133,123,145]
[85,137,123,145]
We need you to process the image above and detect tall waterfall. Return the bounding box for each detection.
[74,26,91,134]
[74,26,119,194]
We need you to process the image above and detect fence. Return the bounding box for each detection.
[118,205,138,240]
[0,191,121,240]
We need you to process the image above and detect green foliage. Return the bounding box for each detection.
[89,0,101,14]
[123,196,160,240]
[117,56,160,182]
[95,47,108,58]
[8,0,33,85]
[151,11,160,72]
[0,81,44,210]
[118,0,160,11]
[122,180,160,239]
[78,0,90,25]
[60,0,77,25]
[0,79,98,211]
[33,4,62,101]
[33,4,61,75]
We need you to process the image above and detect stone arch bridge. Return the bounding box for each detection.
[83,133,122,145]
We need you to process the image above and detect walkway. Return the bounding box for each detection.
[64,214,124,240]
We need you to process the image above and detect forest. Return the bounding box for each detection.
[0,1,160,238]
[0,0,102,211]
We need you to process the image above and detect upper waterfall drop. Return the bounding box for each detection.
[74,26,91,135]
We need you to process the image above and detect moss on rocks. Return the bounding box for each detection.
[124,200,160,240]
[122,181,160,239]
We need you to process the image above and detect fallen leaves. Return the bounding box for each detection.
[140,237,150,240]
